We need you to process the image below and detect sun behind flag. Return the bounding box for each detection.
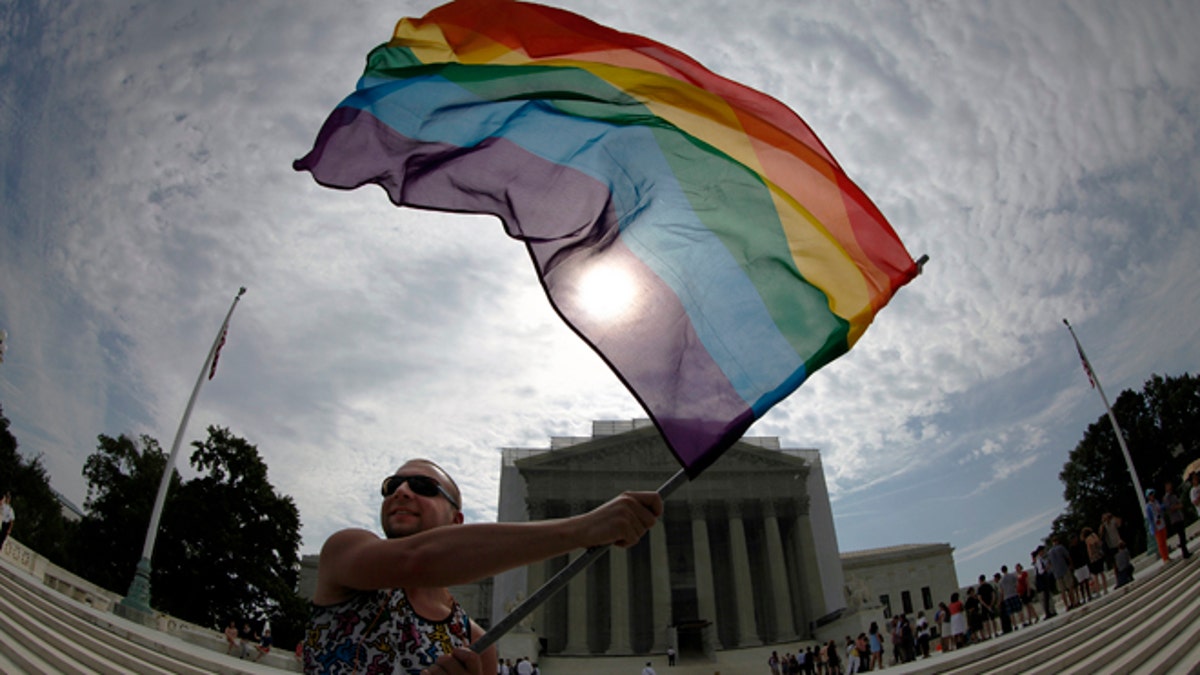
[295,0,919,477]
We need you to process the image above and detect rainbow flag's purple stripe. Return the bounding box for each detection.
[296,0,918,476]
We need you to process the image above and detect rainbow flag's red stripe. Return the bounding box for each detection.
[296,0,918,476]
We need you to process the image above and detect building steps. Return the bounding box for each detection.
[0,557,288,674]
[0,563,198,674]
[3,533,1200,675]
[926,554,1200,675]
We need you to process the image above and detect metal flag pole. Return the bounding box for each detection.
[1063,318,1147,520]
[471,467,691,653]
[117,287,247,623]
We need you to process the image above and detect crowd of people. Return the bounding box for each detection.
[766,641,841,674]
[764,613,936,675]
[686,475,1200,675]
[496,656,540,674]
[930,517,1126,653]
[926,472,1200,658]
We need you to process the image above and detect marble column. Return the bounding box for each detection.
[526,501,547,634]
[607,545,632,654]
[763,502,796,640]
[690,501,723,649]
[563,500,591,654]
[649,518,672,652]
[727,502,761,646]
[790,507,823,628]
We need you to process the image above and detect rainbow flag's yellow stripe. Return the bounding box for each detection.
[296,0,918,474]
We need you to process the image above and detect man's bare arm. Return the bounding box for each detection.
[315,491,661,603]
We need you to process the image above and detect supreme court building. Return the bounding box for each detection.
[490,419,850,659]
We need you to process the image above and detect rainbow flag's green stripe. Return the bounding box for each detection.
[296,0,918,475]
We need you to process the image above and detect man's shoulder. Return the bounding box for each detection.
[316,528,383,569]
[312,529,388,605]
[322,527,381,550]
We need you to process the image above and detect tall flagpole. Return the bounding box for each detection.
[117,287,247,623]
[1063,318,1147,521]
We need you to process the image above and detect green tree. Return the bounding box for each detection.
[69,433,176,593]
[1057,372,1200,555]
[0,404,74,566]
[154,426,305,645]
[71,425,306,646]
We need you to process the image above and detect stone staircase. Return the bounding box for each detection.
[3,533,1200,674]
[532,550,1200,675]
[0,556,294,674]
[916,555,1200,675]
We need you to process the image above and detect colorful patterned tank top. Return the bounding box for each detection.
[303,587,473,674]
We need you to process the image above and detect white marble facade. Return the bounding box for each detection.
[840,543,958,623]
[490,420,848,658]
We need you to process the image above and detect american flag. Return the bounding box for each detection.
[208,328,227,380]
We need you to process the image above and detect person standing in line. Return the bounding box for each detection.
[1083,527,1108,596]
[866,620,885,668]
[845,636,860,674]
[1033,547,1056,619]
[1047,536,1077,611]
[1068,534,1093,604]
[826,639,842,675]
[948,593,966,650]
[1099,513,1124,588]
[888,616,901,661]
[1114,541,1135,587]
[1162,481,1190,559]
[935,602,952,653]
[1015,563,1039,626]
[998,566,1021,633]
[974,575,995,641]
[963,589,983,644]
[990,573,1006,634]
[1145,488,1170,562]
[915,612,931,658]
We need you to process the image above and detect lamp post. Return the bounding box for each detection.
[116,288,246,624]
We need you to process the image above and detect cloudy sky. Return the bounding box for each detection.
[2,0,1198,590]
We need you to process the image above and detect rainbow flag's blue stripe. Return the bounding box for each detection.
[296,0,918,476]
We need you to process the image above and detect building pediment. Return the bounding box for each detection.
[515,426,812,476]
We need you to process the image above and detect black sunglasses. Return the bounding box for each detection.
[381,474,460,510]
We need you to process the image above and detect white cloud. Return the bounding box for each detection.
[955,505,1063,565]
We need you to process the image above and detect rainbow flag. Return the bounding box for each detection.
[296,0,919,476]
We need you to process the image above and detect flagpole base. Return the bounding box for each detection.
[115,557,157,627]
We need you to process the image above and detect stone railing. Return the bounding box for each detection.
[1,535,300,671]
